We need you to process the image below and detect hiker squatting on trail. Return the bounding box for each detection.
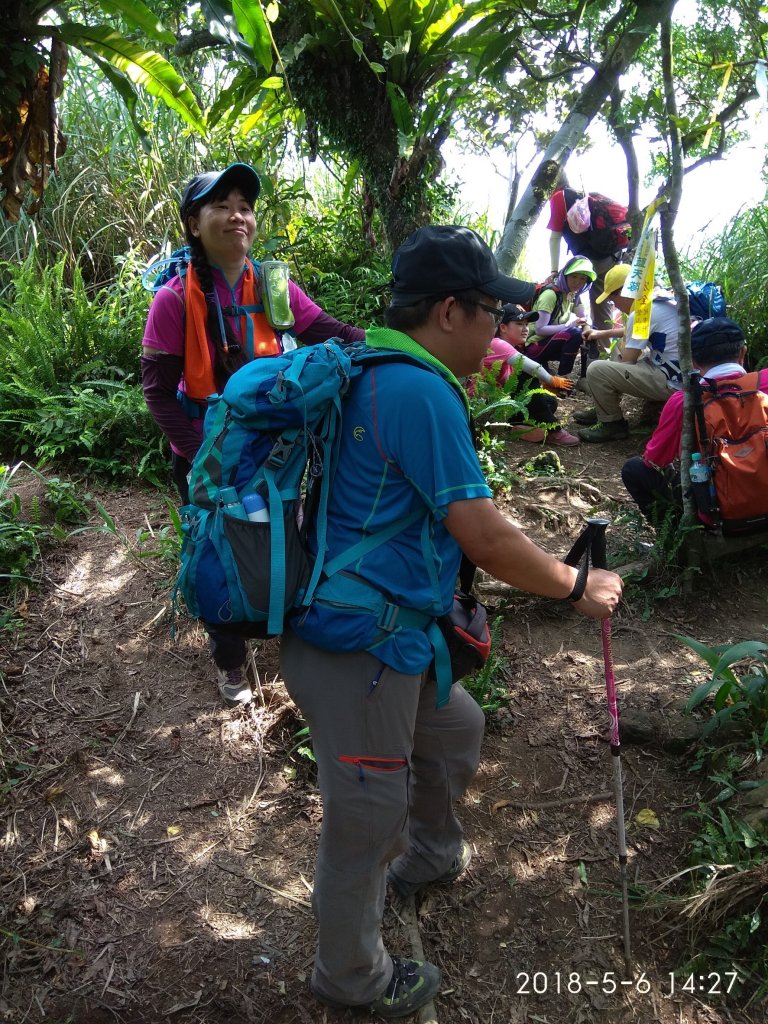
[522,256,596,378]
[479,303,580,446]
[279,225,623,1018]
[140,163,363,708]
[573,263,682,443]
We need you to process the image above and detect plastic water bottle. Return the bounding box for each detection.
[219,486,247,520]
[261,260,295,330]
[689,452,710,483]
[689,453,713,517]
[243,493,270,523]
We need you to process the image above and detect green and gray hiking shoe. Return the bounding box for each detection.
[371,957,441,1018]
[313,957,441,1019]
[387,841,472,899]
[577,418,629,442]
[572,406,598,425]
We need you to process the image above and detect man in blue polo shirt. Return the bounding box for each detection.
[280,225,623,1019]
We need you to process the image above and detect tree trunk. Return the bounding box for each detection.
[657,17,695,532]
[608,86,642,243]
[495,0,677,274]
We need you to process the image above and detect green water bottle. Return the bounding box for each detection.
[261,260,295,330]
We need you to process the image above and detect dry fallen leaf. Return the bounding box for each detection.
[635,808,660,829]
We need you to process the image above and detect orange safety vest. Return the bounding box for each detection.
[183,259,280,401]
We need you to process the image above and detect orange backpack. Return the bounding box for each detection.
[697,372,768,535]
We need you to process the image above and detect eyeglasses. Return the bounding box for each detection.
[474,301,504,327]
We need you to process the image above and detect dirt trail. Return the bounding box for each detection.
[2,407,767,1024]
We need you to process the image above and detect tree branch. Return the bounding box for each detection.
[496,0,677,273]
[681,85,757,153]
[175,30,227,57]
[607,85,641,236]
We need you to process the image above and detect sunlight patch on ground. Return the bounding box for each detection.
[199,908,261,940]
[587,803,615,829]
[87,764,126,788]
[61,546,136,598]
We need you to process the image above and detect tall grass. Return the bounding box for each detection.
[0,254,165,483]
[683,202,768,369]
[0,256,149,384]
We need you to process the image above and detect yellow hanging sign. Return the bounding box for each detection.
[703,62,733,150]
[630,231,657,341]
[622,195,666,340]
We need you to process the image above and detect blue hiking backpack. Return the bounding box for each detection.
[142,247,192,294]
[175,340,442,641]
[687,281,726,321]
[174,339,477,705]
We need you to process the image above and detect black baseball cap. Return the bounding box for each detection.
[180,163,261,219]
[390,225,536,307]
[691,317,745,355]
[501,303,538,324]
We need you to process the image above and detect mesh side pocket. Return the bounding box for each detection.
[223,504,312,620]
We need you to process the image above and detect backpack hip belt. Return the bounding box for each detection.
[304,569,455,708]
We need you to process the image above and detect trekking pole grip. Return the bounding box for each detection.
[586,517,609,571]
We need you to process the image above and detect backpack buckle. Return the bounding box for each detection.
[377,602,400,632]
[267,437,294,467]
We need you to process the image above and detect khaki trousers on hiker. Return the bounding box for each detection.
[279,628,484,1006]
[586,356,673,422]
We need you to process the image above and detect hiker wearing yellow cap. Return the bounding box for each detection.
[573,265,682,442]
[581,264,632,348]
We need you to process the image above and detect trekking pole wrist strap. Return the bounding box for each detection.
[568,560,589,602]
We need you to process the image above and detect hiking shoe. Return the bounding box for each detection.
[575,377,591,394]
[577,419,629,442]
[388,841,472,899]
[372,958,441,1018]
[572,407,598,425]
[312,957,441,1019]
[546,428,580,446]
[215,665,253,707]
[509,425,546,442]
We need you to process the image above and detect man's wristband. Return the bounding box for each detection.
[568,560,589,602]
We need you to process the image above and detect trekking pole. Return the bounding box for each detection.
[565,518,632,978]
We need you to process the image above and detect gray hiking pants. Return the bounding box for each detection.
[280,628,485,1006]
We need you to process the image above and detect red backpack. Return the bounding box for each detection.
[560,189,632,260]
[586,193,632,257]
[696,373,768,535]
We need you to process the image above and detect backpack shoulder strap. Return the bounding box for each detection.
[142,247,192,293]
[535,283,564,323]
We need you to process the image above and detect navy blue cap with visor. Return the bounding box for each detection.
[501,303,538,324]
[690,316,745,355]
[180,163,261,219]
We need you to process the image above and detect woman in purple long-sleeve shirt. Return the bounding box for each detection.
[141,163,364,706]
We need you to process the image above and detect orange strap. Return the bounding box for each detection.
[183,262,279,401]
